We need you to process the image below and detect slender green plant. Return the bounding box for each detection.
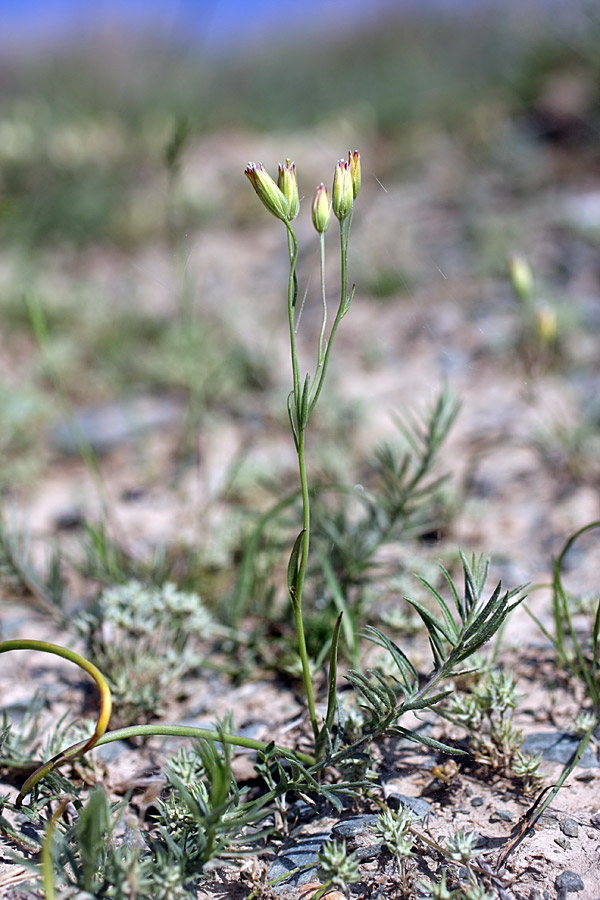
[245,152,360,743]
[526,520,600,717]
[0,155,531,899]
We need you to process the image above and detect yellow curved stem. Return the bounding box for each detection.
[0,640,112,805]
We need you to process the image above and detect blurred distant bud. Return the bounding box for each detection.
[535,304,558,346]
[244,162,290,221]
[348,150,361,199]
[277,159,299,220]
[312,183,331,233]
[509,254,534,304]
[332,160,353,221]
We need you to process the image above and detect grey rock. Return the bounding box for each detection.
[555,870,584,892]
[268,831,331,889]
[286,799,315,824]
[387,793,432,818]
[554,836,570,850]
[559,818,579,838]
[331,815,378,840]
[53,507,85,530]
[94,740,129,763]
[490,809,514,823]
[355,842,383,862]
[471,797,485,808]
[51,395,184,455]
[522,732,599,768]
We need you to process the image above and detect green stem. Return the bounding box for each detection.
[33,725,315,771]
[316,231,328,366]
[307,217,351,417]
[16,720,315,804]
[294,428,318,741]
[285,225,301,406]
[283,221,319,744]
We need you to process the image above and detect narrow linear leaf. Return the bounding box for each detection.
[287,529,306,600]
[404,595,455,644]
[387,726,466,755]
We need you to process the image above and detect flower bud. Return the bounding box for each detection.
[244,162,290,221]
[332,160,353,221]
[508,254,534,304]
[277,159,299,220]
[535,304,558,346]
[348,150,361,199]
[312,183,331,233]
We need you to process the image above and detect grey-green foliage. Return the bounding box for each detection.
[312,388,459,592]
[316,839,361,897]
[76,580,217,721]
[372,805,415,862]
[0,697,87,787]
[404,552,524,669]
[337,554,525,762]
[0,697,44,771]
[52,788,188,899]
[50,733,273,898]
[154,734,272,874]
[441,669,545,791]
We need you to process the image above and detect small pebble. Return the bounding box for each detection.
[554,836,570,850]
[54,508,85,530]
[560,818,579,838]
[555,870,584,892]
[490,809,514,823]
[470,797,485,808]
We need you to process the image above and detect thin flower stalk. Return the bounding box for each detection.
[247,155,360,748]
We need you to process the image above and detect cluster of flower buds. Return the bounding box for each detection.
[244,160,297,222]
[245,151,361,234]
[332,150,361,222]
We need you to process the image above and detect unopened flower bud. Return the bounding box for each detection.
[348,150,361,199]
[244,162,290,222]
[535,304,558,346]
[509,254,534,304]
[332,160,353,221]
[312,183,331,233]
[277,159,299,220]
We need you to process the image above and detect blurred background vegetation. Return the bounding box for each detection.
[0,0,598,499]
